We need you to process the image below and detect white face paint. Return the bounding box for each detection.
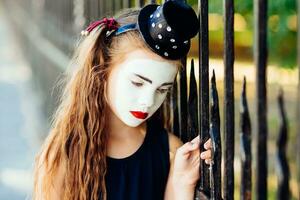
[107,50,178,127]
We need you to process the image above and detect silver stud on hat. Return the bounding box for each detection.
[164,52,169,56]
[170,38,175,43]
[158,24,162,28]
[158,34,162,39]
[166,26,171,32]
[155,45,160,49]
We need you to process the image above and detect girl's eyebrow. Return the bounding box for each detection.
[134,73,173,86]
[134,73,152,83]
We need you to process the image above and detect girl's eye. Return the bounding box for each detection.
[131,81,144,87]
[157,88,170,94]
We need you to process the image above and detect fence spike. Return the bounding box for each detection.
[187,59,199,141]
[177,57,188,142]
[240,76,252,200]
[209,69,222,200]
[276,88,290,200]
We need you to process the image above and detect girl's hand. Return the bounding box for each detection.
[172,136,212,189]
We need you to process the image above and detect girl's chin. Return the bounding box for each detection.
[121,118,144,127]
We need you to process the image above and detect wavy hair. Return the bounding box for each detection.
[33,8,182,200]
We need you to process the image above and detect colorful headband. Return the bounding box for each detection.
[81,17,119,36]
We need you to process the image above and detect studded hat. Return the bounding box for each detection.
[114,0,199,60]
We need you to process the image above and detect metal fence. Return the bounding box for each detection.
[2,0,300,199]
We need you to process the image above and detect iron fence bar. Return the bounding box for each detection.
[209,70,222,200]
[254,0,268,198]
[276,89,290,200]
[254,0,268,200]
[223,0,235,198]
[178,57,188,143]
[240,77,252,200]
[187,59,199,141]
[198,0,210,194]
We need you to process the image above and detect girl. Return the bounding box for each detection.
[33,1,212,200]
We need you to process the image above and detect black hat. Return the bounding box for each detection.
[114,0,199,60]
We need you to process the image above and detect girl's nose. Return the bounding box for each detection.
[137,89,155,109]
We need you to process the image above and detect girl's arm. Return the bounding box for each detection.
[164,134,212,200]
[164,133,184,200]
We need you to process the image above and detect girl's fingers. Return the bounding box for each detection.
[200,150,211,160]
[205,159,212,165]
[190,135,200,144]
[177,136,200,155]
[204,139,212,150]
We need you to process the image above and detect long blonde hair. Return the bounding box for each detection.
[33,8,182,200]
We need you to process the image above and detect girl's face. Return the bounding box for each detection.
[107,49,178,127]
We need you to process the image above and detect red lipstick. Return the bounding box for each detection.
[130,111,148,119]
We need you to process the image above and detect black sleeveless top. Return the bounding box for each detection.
[105,122,170,200]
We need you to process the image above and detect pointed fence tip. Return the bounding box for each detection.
[211,69,216,83]
[242,76,247,93]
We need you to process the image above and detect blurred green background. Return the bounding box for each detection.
[186,0,298,68]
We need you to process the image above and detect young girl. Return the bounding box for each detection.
[33,1,212,200]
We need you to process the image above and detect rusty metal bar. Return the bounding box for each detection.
[254,0,268,198]
[209,70,222,200]
[276,89,290,200]
[197,0,210,195]
[187,59,199,141]
[240,77,252,200]
[223,0,235,198]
